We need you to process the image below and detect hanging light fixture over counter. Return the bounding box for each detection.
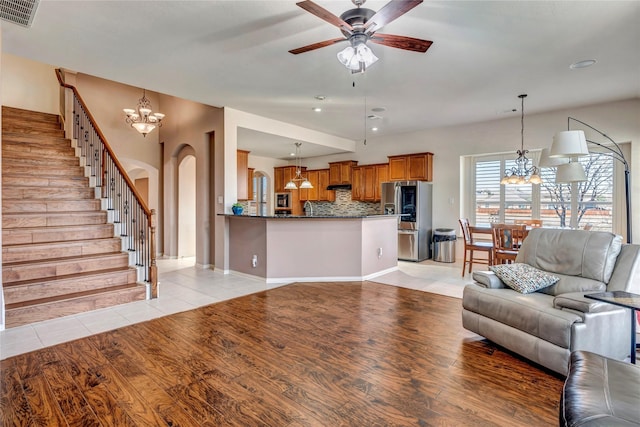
[501,94,542,185]
[284,142,313,190]
[123,89,165,137]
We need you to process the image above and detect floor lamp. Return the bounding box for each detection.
[549,117,632,244]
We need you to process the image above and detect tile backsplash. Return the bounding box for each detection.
[308,189,380,216]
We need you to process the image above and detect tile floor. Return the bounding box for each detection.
[0,257,473,360]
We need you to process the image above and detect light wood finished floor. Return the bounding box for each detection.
[0,281,563,426]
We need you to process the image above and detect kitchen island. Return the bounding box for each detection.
[222,214,398,283]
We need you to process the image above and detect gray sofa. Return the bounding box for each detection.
[462,228,640,375]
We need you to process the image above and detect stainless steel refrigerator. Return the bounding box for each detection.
[381,181,433,261]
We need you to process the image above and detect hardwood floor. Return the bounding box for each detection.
[0,282,563,426]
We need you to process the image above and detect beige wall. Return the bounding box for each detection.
[159,94,224,267]
[1,54,58,115]
[228,216,397,281]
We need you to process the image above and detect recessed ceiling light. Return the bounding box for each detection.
[314,95,326,101]
[313,107,322,112]
[570,59,596,69]
[371,127,379,132]
[367,114,382,120]
[371,107,386,112]
[289,152,295,157]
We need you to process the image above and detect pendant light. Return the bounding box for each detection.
[500,94,542,185]
[284,142,313,190]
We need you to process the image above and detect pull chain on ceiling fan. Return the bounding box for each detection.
[289,0,433,73]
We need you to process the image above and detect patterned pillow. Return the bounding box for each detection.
[489,263,560,294]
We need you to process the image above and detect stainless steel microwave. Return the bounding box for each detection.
[275,192,291,209]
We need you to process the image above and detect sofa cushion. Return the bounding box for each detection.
[462,284,583,348]
[539,272,607,296]
[560,351,640,426]
[516,229,622,291]
[490,263,559,293]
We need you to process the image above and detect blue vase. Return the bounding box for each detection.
[232,205,243,215]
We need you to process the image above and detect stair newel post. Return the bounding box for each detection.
[150,209,158,298]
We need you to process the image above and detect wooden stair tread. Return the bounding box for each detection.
[3,266,137,289]
[1,132,71,144]
[1,251,129,268]
[2,224,111,233]
[2,210,106,218]
[5,283,144,310]
[3,236,121,249]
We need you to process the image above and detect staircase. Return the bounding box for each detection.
[2,106,147,328]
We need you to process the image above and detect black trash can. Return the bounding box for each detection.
[433,228,456,262]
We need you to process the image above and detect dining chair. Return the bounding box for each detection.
[459,218,493,276]
[514,219,543,227]
[491,223,529,265]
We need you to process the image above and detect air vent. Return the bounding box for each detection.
[0,0,39,28]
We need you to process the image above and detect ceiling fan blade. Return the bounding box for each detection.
[296,0,353,31]
[369,33,432,52]
[364,0,423,32]
[289,37,347,55]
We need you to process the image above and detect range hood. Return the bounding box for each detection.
[327,184,352,191]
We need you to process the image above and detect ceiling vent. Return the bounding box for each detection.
[0,0,39,28]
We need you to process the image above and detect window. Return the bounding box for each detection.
[471,152,614,232]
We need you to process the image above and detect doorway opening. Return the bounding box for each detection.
[178,154,196,259]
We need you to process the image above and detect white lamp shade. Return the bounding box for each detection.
[284,181,297,190]
[132,122,156,135]
[299,180,313,189]
[550,130,589,158]
[555,162,587,183]
[538,148,569,167]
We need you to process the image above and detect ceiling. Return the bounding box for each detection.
[2,1,639,159]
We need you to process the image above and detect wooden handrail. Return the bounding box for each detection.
[55,68,157,297]
[55,69,151,218]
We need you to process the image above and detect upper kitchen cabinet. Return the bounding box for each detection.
[352,163,389,202]
[300,169,335,202]
[329,160,358,185]
[387,152,433,181]
[237,150,250,200]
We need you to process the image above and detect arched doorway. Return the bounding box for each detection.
[178,154,196,258]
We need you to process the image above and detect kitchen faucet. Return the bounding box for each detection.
[304,200,313,216]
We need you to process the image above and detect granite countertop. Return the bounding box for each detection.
[219,213,395,219]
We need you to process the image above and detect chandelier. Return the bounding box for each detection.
[123,90,165,137]
[284,142,313,190]
[337,35,378,73]
[500,94,542,185]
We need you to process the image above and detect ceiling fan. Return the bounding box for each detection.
[289,0,433,72]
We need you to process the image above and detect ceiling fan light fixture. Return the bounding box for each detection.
[337,42,378,72]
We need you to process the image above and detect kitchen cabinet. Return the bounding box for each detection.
[328,160,357,185]
[351,166,363,200]
[387,152,433,181]
[274,165,306,215]
[374,164,389,200]
[247,168,255,201]
[237,150,250,200]
[299,170,318,201]
[351,163,388,202]
[317,169,335,202]
[274,165,301,193]
[299,169,335,202]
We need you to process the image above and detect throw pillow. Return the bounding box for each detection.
[489,263,560,294]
